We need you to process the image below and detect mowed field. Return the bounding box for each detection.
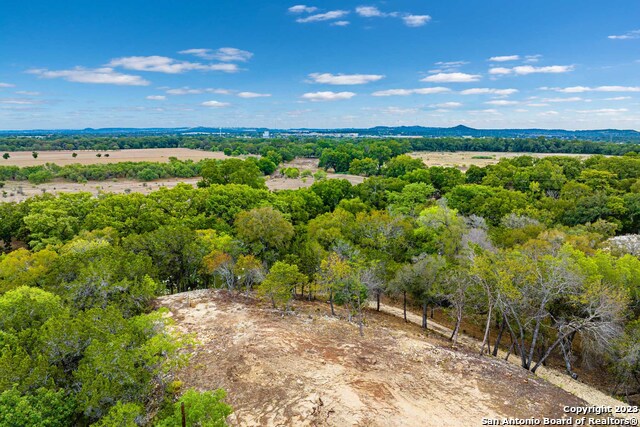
[0,148,230,167]
[409,151,592,170]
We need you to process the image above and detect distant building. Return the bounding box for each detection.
[262,130,270,138]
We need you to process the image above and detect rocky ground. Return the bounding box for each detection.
[158,290,588,426]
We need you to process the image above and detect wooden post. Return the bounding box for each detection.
[181,402,186,427]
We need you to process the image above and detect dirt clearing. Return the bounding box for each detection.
[159,290,587,426]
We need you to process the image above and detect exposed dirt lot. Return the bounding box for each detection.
[0,148,229,167]
[159,290,587,427]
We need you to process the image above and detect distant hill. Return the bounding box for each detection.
[1,125,639,142]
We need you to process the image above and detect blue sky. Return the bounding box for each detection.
[1,0,639,130]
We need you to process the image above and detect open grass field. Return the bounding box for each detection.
[0,148,230,167]
[409,151,593,170]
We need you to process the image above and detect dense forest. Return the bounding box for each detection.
[3,150,640,424]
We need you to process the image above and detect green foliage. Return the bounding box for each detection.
[157,388,232,427]
[0,387,76,427]
[258,261,307,309]
[199,158,265,189]
[234,207,294,263]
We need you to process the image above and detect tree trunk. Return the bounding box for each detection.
[329,288,335,316]
[450,305,462,344]
[492,316,507,357]
[376,291,380,312]
[480,303,493,356]
[403,291,407,322]
[430,306,435,319]
[422,301,428,329]
[526,318,542,370]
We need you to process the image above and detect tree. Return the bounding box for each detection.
[257,261,306,310]
[234,207,294,263]
[32,151,38,159]
[2,153,8,160]
[0,387,76,427]
[72,152,78,158]
[157,389,232,427]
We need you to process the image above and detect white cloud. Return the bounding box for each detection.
[179,47,253,62]
[432,102,462,108]
[421,72,481,83]
[146,95,166,100]
[355,6,385,17]
[372,87,450,96]
[201,100,230,108]
[492,65,574,76]
[288,5,318,13]
[488,67,512,75]
[460,88,518,96]
[485,100,519,106]
[296,10,348,23]
[28,67,150,86]
[524,55,542,63]
[166,87,231,95]
[308,72,384,85]
[0,83,14,88]
[576,108,628,114]
[608,29,640,40]
[237,92,271,98]
[489,55,520,62]
[402,15,431,27]
[301,91,355,101]
[540,97,583,103]
[546,85,640,93]
[109,56,240,73]
[604,96,631,101]
[331,21,350,26]
[15,91,40,96]
[380,106,420,114]
[0,98,40,105]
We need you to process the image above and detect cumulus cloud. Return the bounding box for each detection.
[421,72,481,83]
[296,10,349,23]
[28,67,150,86]
[489,55,520,62]
[301,91,355,101]
[201,100,230,108]
[485,100,519,106]
[371,87,450,96]
[166,87,232,95]
[288,5,318,13]
[540,97,584,103]
[237,92,271,98]
[402,15,431,27]
[355,6,387,17]
[179,47,253,62]
[108,56,239,73]
[608,29,640,40]
[545,86,640,93]
[490,65,574,75]
[146,95,166,100]
[460,88,518,96]
[308,72,384,85]
[432,102,462,108]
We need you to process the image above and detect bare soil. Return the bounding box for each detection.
[159,290,588,427]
